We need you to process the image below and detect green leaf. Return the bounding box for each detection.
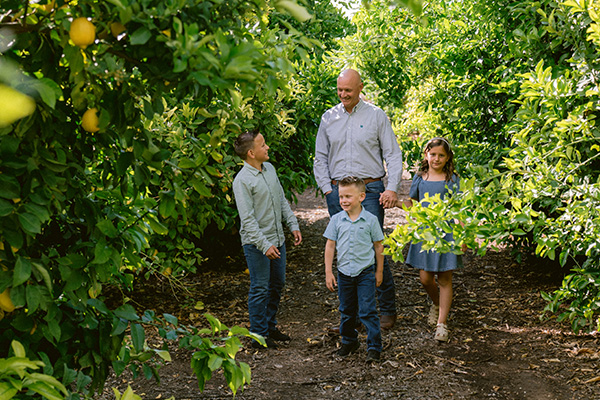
[146,215,168,235]
[191,179,212,197]
[130,27,152,45]
[27,382,64,400]
[207,354,223,371]
[97,219,118,238]
[0,198,14,216]
[26,285,42,312]
[0,382,18,398]
[23,203,50,223]
[155,350,172,362]
[18,212,42,235]
[275,0,312,22]
[93,241,112,264]
[162,313,178,327]
[32,262,52,293]
[130,323,145,353]
[13,256,32,287]
[29,78,62,109]
[11,340,26,357]
[26,373,68,395]
[116,152,134,175]
[158,194,176,218]
[0,175,20,199]
[114,304,139,321]
[177,158,196,169]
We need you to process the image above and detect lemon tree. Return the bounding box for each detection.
[0,0,335,396]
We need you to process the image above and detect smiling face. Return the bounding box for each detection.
[337,69,363,113]
[338,183,366,214]
[425,144,449,173]
[250,133,269,163]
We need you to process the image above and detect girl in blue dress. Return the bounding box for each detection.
[398,137,464,342]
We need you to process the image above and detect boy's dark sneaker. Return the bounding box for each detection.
[251,337,278,350]
[366,350,381,362]
[269,328,291,342]
[336,341,360,357]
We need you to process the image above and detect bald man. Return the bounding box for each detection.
[314,69,403,330]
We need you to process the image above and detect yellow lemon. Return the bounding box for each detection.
[0,289,15,313]
[110,22,126,38]
[81,108,100,132]
[0,85,36,127]
[163,267,172,276]
[70,17,96,49]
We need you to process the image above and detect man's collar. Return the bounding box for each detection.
[341,98,364,115]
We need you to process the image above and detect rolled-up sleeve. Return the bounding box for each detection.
[378,111,403,193]
[314,115,332,194]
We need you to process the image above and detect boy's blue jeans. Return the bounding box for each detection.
[243,243,286,337]
[326,180,397,317]
[338,266,382,352]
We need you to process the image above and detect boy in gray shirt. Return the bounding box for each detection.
[233,130,302,349]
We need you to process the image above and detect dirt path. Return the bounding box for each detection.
[98,188,600,400]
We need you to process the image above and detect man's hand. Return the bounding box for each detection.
[379,190,398,209]
[265,245,281,260]
[293,230,302,246]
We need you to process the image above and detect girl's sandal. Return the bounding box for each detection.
[428,304,439,326]
[435,323,448,342]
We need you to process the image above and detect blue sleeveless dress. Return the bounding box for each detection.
[405,174,463,272]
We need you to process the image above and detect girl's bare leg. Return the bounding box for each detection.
[436,270,453,324]
[419,270,439,306]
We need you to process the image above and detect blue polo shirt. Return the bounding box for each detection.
[323,207,384,277]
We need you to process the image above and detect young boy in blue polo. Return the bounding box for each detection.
[324,176,384,362]
[233,130,302,350]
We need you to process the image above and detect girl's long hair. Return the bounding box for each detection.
[417,137,456,181]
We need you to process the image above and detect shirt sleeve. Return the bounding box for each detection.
[314,114,332,194]
[378,109,403,193]
[323,216,338,241]
[233,176,272,254]
[409,174,420,200]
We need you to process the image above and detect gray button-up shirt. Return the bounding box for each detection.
[314,99,403,194]
[233,161,299,254]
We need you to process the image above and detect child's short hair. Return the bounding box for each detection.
[234,130,259,159]
[338,176,366,193]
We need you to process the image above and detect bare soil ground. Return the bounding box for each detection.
[98,187,600,400]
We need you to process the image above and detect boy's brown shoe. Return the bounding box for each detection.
[380,314,397,330]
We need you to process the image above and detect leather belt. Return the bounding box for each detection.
[331,177,382,185]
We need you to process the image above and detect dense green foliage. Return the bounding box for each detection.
[3,0,600,397]
[0,0,355,396]
[353,0,600,333]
